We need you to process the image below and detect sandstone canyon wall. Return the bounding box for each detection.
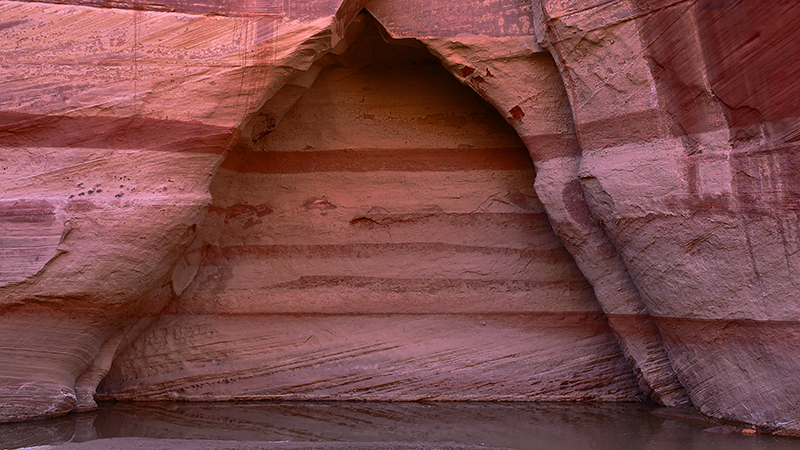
[97,18,640,402]
[1,0,799,438]
[532,0,800,435]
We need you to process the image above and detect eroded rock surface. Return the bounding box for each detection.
[98,19,639,402]
[533,0,800,436]
[2,0,799,436]
[0,0,359,421]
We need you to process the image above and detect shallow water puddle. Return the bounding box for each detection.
[1,402,798,450]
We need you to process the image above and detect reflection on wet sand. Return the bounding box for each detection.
[1,402,798,450]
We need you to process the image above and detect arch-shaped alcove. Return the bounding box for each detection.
[4,0,800,436]
[97,12,640,402]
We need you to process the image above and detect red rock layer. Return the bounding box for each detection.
[0,0,329,422]
[8,0,799,434]
[0,143,219,421]
[375,5,688,404]
[536,0,800,434]
[100,313,638,401]
[99,20,640,402]
[656,316,800,433]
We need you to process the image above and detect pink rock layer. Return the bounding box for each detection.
[537,0,800,434]
[100,19,640,402]
[98,313,639,401]
[2,0,800,436]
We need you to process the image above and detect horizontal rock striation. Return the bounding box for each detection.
[3,0,799,435]
[0,0,362,421]
[99,19,640,402]
[533,0,800,436]
[406,31,688,406]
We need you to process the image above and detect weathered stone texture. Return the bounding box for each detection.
[1,0,799,436]
[535,0,800,435]
[98,20,640,402]
[413,33,687,407]
[0,0,348,422]
[370,0,685,404]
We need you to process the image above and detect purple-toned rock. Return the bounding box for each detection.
[533,0,800,435]
[99,19,639,402]
[2,0,799,437]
